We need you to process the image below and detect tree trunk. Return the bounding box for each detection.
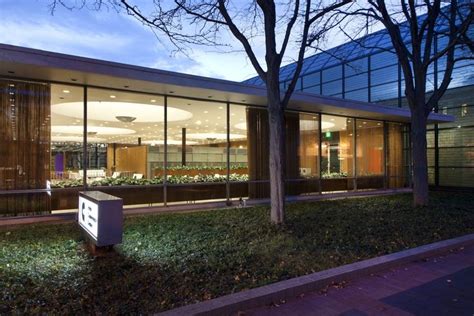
[410,106,429,206]
[267,92,286,224]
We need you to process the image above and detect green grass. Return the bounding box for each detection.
[1,192,473,313]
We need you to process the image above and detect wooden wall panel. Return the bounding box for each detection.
[246,108,300,198]
[356,123,384,176]
[387,123,405,188]
[339,130,354,175]
[114,145,148,177]
[0,80,51,216]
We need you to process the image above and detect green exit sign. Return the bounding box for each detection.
[325,131,331,138]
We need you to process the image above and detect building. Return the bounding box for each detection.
[244,14,473,189]
[0,44,451,217]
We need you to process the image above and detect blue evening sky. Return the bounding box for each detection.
[0,0,354,82]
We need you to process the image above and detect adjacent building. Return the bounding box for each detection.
[245,16,473,189]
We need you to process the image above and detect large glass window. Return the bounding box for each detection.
[50,84,85,212]
[229,104,250,201]
[291,113,320,195]
[321,115,354,191]
[56,87,166,208]
[166,97,230,203]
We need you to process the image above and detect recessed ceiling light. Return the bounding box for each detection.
[195,120,202,125]
[363,121,367,124]
[150,99,156,103]
[204,111,208,114]
[110,95,116,99]
[218,106,223,110]
[62,89,70,94]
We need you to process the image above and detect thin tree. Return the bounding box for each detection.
[49,0,352,224]
[342,0,473,206]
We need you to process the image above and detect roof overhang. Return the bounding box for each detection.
[0,44,453,124]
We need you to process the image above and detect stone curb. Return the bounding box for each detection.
[158,233,474,316]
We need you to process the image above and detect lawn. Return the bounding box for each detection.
[1,192,473,313]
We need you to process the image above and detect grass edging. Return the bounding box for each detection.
[0,188,411,227]
[160,233,474,316]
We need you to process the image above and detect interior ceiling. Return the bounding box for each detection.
[51,84,386,145]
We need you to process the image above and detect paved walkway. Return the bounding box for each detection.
[244,245,474,316]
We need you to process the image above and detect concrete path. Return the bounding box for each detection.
[244,245,474,316]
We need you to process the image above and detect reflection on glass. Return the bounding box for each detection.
[165,98,237,203]
[298,113,319,179]
[50,86,166,209]
[50,84,84,190]
[321,115,354,178]
[230,104,250,201]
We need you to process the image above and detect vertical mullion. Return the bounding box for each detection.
[434,34,439,187]
[353,118,357,191]
[318,114,322,194]
[342,63,346,99]
[82,86,87,191]
[367,55,371,102]
[226,102,231,205]
[383,121,388,189]
[398,62,402,108]
[164,95,168,207]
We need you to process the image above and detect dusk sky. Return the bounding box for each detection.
[0,0,353,82]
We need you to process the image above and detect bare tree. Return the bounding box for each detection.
[49,0,352,224]
[342,0,473,206]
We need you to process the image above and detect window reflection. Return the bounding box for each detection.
[321,115,354,192]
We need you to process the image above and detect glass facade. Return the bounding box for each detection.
[0,78,409,216]
[249,23,474,189]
